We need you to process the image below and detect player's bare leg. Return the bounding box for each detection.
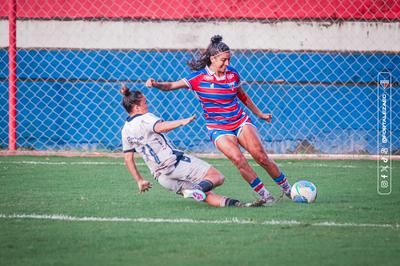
[202,166,225,187]
[238,124,291,197]
[215,135,258,183]
[204,192,265,207]
[215,135,274,202]
[183,188,246,207]
[237,125,280,177]
[188,166,224,196]
[204,192,238,207]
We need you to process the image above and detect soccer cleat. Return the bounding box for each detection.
[241,199,267,207]
[232,201,246,207]
[259,193,283,206]
[182,189,206,202]
[262,193,277,204]
[230,201,248,208]
[239,194,279,207]
[283,187,292,199]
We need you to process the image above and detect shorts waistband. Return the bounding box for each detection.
[175,154,191,167]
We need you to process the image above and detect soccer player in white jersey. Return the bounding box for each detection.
[120,85,258,207]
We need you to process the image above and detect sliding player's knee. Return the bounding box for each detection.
[213,173,225,186]
[205,167,225,186]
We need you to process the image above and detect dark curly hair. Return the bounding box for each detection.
[187,35,230,71]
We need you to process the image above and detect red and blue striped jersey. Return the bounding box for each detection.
[182,65,249,131]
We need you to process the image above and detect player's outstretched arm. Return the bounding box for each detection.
[145,78,188,91]
[237,86,272,123]
[154,115,196,133]
[124,152,152,193]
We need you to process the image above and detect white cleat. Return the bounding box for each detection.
[182,189,206,202]
[260,193,282,206]
[263,194,278,204]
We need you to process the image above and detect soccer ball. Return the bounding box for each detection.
[290,180,317,203]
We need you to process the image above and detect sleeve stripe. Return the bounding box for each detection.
[123,148,136,153]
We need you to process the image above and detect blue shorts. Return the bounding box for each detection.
[209,121,254,145]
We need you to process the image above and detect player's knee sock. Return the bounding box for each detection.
[250,177,271,199]
[272,172,291,193]
[221,197,240,207]
[193,180,214,192]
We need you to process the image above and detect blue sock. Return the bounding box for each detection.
[272,172,291,192]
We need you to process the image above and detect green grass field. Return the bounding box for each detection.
[0,155,399,266]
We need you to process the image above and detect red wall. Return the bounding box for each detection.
[1,0,399,20]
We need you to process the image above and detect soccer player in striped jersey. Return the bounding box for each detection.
[146,35,292,204]
[120,85,260,208]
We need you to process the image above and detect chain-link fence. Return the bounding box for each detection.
[0,0,399,154]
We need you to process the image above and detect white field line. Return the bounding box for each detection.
[0,213,398,229]
[0,160,375,169]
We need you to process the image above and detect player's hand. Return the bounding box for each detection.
[138,180,152,193]
[145,78,156,88]
[182,114,196,126]
[259,113,272,123]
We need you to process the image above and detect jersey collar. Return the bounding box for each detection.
[126,113,143,122]
[205,65,226,81]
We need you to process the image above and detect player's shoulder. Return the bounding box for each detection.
[185,68,208,81]
[142,112,160,121]
[142,113,164,127]
[124,113,159,127]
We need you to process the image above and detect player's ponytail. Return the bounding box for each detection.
[120,85,143,113]
[120,85,131,97]
[211,35,223,44]
[187,35,230,71]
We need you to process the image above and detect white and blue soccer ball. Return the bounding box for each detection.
[290,180,317,203]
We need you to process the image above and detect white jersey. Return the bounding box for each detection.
[121,112,181,177]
